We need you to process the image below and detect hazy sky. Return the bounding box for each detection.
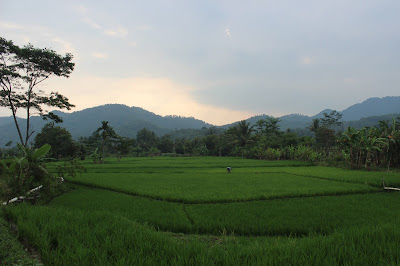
[1,1,399,125]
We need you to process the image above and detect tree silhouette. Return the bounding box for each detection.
[0,37,75,146]
[96,121,117,162]
[227,120,255,158]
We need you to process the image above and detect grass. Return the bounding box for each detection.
[67,157,377,203]
[279,166,400,187]
[2,156,400,265]
[0,209,41,265]
[3,204,400,265]
[50,187,399,237]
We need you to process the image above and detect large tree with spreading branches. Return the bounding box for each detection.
[0,37,75,147]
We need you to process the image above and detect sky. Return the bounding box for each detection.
[1,0,400,125]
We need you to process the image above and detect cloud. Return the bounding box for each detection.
[104,26,128,38]
[74,5,128,38]
[0,21,78,59]
[72,5,88,15]
[301,56,312,65]
[82,17,128,38]
[225,28,231,38]
[46,75,254,125]
[136,25,152,31]
[91,52,108,59]
[83,17,102,30]
[0,21,24,30]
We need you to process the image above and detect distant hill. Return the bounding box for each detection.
[1,96,400,146]
[233,97,400,131]
[0,104,211,146]
[341,97,400,121]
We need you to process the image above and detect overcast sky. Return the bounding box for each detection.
[1,1,399,125]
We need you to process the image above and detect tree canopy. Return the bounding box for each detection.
[34,123,76,159]
[0,37,75,146]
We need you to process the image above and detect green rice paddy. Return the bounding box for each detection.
[2,157,400,265]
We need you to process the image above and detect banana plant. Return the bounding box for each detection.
[0,144,51,203]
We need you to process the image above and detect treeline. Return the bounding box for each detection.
[1,111,399,170]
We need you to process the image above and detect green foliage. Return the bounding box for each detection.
[34,123,77,159]
[136,128,158,152]
[96,121,118,162]
[0,213,41,265]
[158,135,174,153]
[149,147,160,157]
[0,37,75,146]
[339,118,400,169]
[321,110,343,128]
[114,137,135,160]
[5,203,400,265]
[255,117,281,135]
[90,148,102,164]
[67,157,372,204]
[0,144,52,201]
[226,120,255,158]
[3,157,400,265]
[54,160,86,179]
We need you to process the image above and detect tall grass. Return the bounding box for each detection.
[0,210,41,265]
[3,204,400,265]
[50,187,399,237]
[4,156,400,264]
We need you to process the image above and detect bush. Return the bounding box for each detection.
[0,144,64,203]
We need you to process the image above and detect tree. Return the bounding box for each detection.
[315,111,343,154]
[34,122,76,159]
[307,118,320,134]
[174,138,185,154]
[136,128,158,153]
[96,121,118,161]
[255,117,281,135]
[0,37,75,147]
[321,110,342,129]
[158,135,174,153]
[315,127,336,153]
[113,137,134,160]
[227,120,255,158]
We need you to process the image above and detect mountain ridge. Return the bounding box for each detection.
[0,96,399,146]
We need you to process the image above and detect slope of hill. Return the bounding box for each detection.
[233,97,400,131]
[0,104,211,146]
[1,97,400,146]
[341,97,400,121]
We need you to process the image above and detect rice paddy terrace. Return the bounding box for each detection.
[3,157,400,265]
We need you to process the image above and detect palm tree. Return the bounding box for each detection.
[96,121,117,162]
[339,127,361,168]
[227,120,254,158]
[360,127,386,169]
[307,118,320,135]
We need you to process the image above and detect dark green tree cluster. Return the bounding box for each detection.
[339,118,400,170]
[33,123,78,159]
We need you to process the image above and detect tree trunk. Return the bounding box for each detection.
[7,94,24,145]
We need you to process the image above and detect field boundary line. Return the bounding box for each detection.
[66,180,381,205]
[254,171,382,188]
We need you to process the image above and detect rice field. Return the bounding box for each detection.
[2,157,400,265]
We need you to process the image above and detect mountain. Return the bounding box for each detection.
[341,97,400,121]
[1,96,400,146]
[237,97,400,131]
[0,104,211,146]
